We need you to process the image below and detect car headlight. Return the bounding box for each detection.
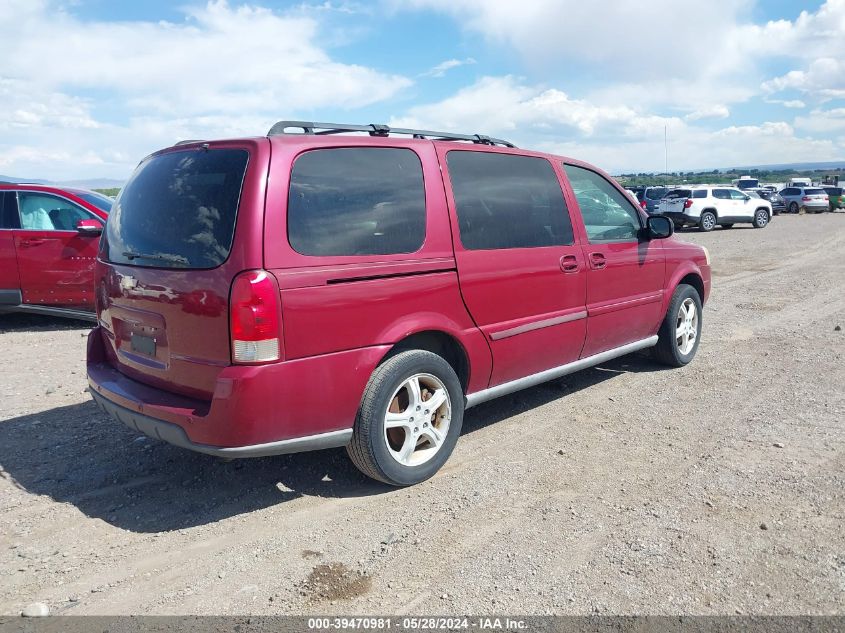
[702,246,711,266]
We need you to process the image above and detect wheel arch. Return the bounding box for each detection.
[381,330,471,393]
[663,263,706,314]
[677,272,705,305]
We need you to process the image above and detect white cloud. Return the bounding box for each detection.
[391,76,682,139]
[0,0,412,179]
[764,98,807,109]
[794,108,845,134]
[762,57,845,101]
[390,75,842,173]
[394,0,753,79]
[420,58,477,78]
[753,2,845,102]
[685,105,730,122]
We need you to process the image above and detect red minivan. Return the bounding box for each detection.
[87,122,711,485]
[0,184,111,320]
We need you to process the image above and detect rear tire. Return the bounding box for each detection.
[789,201,799,214]
[653,284,703,367]
[347,350,464,486]
[699,211,716,232]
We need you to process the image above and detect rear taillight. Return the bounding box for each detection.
[684,198,693,208]
[640,199,647,209]
[802,196,811,201]
[229,270,282,364]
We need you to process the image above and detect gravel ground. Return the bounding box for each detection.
[1,214,843,616]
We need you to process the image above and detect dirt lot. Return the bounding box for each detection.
[1,214,843,616]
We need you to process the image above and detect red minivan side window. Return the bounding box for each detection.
[287,147,426,257]
[446,150,574,250]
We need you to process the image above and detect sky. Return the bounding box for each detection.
[1,0,844,181]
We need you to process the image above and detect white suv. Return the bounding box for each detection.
[656,186,772,232]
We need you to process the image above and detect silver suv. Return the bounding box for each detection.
[656,186,772,232]
[778,186,829,214]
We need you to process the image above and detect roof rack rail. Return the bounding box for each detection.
[266,120,515,148]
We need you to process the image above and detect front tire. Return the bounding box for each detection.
[699,211,716,232]
[347,350,464,486]
[653,284,703,367]
[752,208,770,228]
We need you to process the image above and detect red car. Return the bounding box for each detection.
[87,122,711,486]
[0,184,111,320]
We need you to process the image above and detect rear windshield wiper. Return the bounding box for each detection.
[122,250,189,265]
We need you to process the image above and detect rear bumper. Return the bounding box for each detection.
[87,326,388,455]
[89,389,351,457]
[789,201,828,211]
[662,211,697,224]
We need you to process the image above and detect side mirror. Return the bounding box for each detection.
[646,215,673,240]
[76,218,103,236]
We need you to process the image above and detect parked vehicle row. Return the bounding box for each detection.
[85,121,711,486]
[656,186,772,231]
[625,177,842,220]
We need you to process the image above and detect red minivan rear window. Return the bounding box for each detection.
[103,148,248,269]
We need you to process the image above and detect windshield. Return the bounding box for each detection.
[103,148,249,269]
[736,179,759,189]
[805,188,825,195]
[73,190,114,213]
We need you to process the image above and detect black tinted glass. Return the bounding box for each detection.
[447,151,572,250]
[805,188,824,195]
[693,190,707,198]
[74,191,113,213]
[0,192,21,229]
[104,149,248,268]
[665,190,691,199]
[288,148,425,256]
[646,187,668,199]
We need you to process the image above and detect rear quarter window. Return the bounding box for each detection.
[104,148,249,269]
[287,147,426,257]
[693,190,707,198]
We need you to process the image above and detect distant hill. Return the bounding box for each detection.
[53,178,126,190]
[0,175,124,190]
[0,174,49,185]
[723,161,845,172]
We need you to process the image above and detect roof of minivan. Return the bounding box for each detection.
[165,132,592,173]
